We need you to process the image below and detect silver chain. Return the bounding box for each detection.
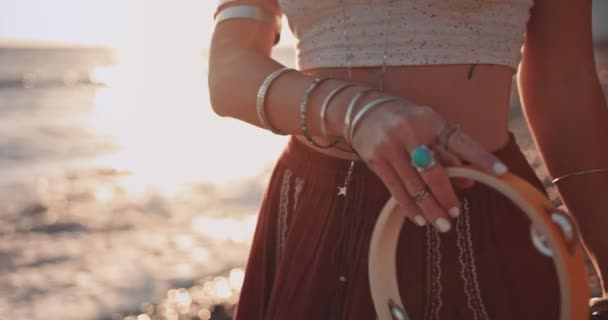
[334,1,395,317]
[335,3,489,319]
[379,0,392,91]
[340,0,392,91]
[338,0,394,196]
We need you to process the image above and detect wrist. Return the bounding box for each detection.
[302,79,351,137]
[325,86,384,137]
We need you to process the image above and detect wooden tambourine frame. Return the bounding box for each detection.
[369,166,590,320]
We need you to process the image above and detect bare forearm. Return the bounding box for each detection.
[519,60,608,295]
[209,44,307,133]
[208,27,374,138]
[518,57,608,174]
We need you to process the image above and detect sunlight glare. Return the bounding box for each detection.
[191,216,256,244]
[228,268,245,291]
[94,185,114,202]
[87,47,287,196]
[212,277,232,299]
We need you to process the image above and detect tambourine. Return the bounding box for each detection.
[369,166,591,320]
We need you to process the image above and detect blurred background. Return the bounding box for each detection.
[0,1,606,320]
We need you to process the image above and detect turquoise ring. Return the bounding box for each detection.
[410,145,437,173]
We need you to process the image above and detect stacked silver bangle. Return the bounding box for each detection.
[343,89,374,146]
[320,84,357,137]
[300,77,343,148]
[256,67,294,134]
[257,68,406,153]
[348,96,404,144]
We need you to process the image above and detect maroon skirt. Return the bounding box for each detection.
[235,132,560,320]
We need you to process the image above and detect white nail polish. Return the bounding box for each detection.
[493,162,508,175]
[436,218,451,233]
[448,206,460,217]
[414,215,427,226]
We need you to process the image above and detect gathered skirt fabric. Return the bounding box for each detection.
[234,132,560,320]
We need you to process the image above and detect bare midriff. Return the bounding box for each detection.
[295,63,516,161]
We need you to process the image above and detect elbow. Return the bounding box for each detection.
[208,50,235,118]
[207,33,230,117]
[208,70,230,118]
[207,47,245,118]
[207,38,235,118]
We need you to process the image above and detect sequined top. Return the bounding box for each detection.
[277,0,534,71]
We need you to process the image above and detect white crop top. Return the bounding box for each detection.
[277,0,534,71]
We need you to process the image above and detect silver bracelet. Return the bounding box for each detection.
[320,83,357,137]
[551,168,608,184]
[343,88,374,145]
[300,77,341,148]
[348,96,404,145]
[214,4,282,44]
[256,68,294,134]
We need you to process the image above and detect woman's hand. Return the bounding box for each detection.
[351,100,509,232]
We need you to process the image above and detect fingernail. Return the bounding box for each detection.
[493,161,508,175]
[448,206,460,218]
[435,218,451,233]
[414,215,427,226]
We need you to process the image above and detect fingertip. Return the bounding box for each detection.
[448,206,460,218]
[435,217,451,233]
[492,161,509,176]
[413,215,427,227]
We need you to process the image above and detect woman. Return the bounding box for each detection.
[208,0,608,319]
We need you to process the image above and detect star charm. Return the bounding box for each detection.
[337,186,347,196]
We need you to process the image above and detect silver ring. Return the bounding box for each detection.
[411,188,430,203]
[438,122,460,150]
[410,145,438,173]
